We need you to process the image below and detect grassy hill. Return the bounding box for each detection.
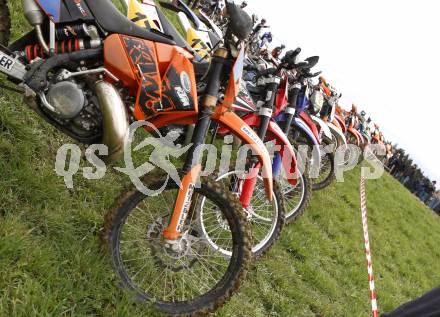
[2,2,440,316]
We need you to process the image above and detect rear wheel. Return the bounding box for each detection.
[103,173,252,316]
[0,0,10,46]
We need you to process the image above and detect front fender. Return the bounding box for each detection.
[328,122,347,150]
[213,111,273,201]
[241,114,298,186]
[353,129,365,145]
[293,117,321,158]
[299,112,321,144]
[361,132,371,144]
[347,127,361,146]
[335,114,347,133]
[310,115,333,141]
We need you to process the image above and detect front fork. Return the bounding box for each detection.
[162,48,228,240]
[240,79,279,209]
[270,85,300,186]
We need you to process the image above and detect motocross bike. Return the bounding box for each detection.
[0,1,274,315]
[134,0,285,258]
[134,1,284,257]
[220,48,314,225]
[208,59,296,256]
[318,76,347,151]
[345,106,366,148]
[340,107,366,164]
[277,55,338,191]
[196,0,227,26]
[302,75,337,190]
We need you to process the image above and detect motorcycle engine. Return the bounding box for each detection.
[42,76,102,142]
[47,81,84,119]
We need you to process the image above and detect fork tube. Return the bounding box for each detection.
[182,48,228,173]
[241,79,279,208]
[283,85,300,135]
[163,48,228,240]
[256,80,278,139]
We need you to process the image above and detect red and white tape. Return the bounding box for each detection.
[360,176,379,317]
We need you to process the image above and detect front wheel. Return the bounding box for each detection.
[103,173,252,316]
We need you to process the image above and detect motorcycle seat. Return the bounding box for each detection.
[85,0,177,46]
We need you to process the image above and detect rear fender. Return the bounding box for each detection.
[177,0,203,29]
[177,12,211,58]
[196,9,224,39]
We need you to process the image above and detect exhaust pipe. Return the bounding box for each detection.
[94,80,129,163]
[22,0,50,54]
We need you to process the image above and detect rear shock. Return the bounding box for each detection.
[24,23,101,61]
[25,38,101,61]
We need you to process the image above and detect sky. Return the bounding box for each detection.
[246,0,440,183]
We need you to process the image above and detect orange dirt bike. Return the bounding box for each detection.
[0,0,274,315]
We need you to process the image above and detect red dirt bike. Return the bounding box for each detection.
[216,48,314,226]
[0,0,274,315]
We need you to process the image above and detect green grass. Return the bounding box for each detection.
[2,1,440,316]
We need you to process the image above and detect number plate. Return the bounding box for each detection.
[0,52,15,71]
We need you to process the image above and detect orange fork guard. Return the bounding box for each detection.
[163,164,202,240]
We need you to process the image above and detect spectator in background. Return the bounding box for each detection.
[389,151,402,176]
[435,199,440,214]
[408,167,421,193]
[425,180,436,204]
[402,164,415,187]
[428,190,440,210]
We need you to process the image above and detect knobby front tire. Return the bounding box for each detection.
[102,172,252,316]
